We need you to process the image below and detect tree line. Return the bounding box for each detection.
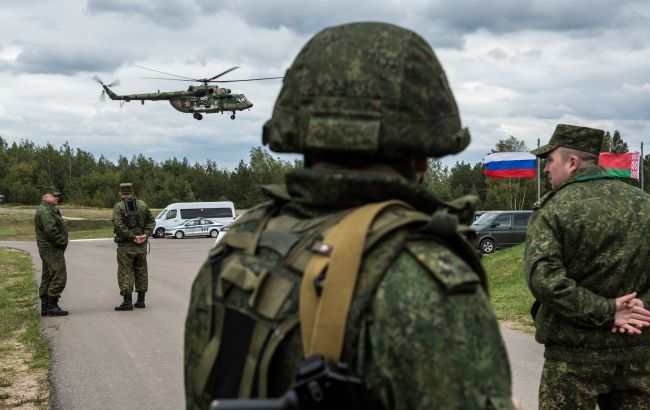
[0,133,647,211]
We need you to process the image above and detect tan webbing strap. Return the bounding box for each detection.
[299,200,411,362]
[238,322,272,398]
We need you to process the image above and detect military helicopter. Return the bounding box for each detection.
[93,65,282,120]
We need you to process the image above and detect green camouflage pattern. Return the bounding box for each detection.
[539,359,650,409]
[112,198,155,243]
[184,168,514,410]
[531,124,605,157]
[34,200,68,249]
[116,245,148,295]
[34,200,69,298]
[112,198,154,295]
[38,247,67,298]
[525,165,650,364]
[262,22,470,159]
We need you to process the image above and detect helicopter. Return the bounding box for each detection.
[93,65,283,120]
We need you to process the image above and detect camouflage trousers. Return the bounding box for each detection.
[539,359,650,410]
[116,244,148,296]
[38,247,67,298]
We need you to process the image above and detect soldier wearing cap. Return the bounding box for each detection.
[184,22,518,409]
[35,188,69,316]
[112,183,155,311]
[525,124,650,408]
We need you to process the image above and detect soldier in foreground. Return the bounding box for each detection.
[525,125,650,409]
[185,22,518,409]
[112,183,155,311]
[35,189,69,316]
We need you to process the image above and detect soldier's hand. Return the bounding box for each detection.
[613,292,650,335]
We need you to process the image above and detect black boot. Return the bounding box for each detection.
[46,296,69,316]
[134,292,146,309]
[115,294,133,311]
[40,296,48,317]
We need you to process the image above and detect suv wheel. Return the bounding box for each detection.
[154,228,165,238]
[175,231,185,239]
[480,238,495,254]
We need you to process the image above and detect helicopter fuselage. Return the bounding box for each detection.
[101,84,253,116]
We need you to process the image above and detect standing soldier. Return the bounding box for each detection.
[525,124,650,409]
[184,22,518,409]
[35,189,69,316]
[112,183,155,311]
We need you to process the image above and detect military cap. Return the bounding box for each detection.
[531,124,604,158]
[119,183,134,194]
[45,187,61,197]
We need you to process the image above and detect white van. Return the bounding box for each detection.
[153,201,236,238]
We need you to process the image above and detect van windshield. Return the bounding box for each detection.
[473,212,498,226]
[155,209,167,220]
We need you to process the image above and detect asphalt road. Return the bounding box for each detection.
[0,238,543,410]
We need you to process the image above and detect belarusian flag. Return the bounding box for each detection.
[598,152,640,179]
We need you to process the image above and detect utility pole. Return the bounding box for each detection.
[641,142,645,191]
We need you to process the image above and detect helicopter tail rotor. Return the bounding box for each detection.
[93,76,120,101]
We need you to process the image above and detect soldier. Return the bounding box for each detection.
[112,183,155,311]
[184,22,518,409]
[35,189,69,316]
[525,124,650,409]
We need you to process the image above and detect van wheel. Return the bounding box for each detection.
[175,231,185,239]
[154,228,165,238]
[209,229,219,238]
[480,239,495,254]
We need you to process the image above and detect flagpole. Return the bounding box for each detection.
[642,142,645,191]
[537,138,541,201]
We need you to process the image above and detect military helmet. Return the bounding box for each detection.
[119,183,134,195]
[262,22,470,159]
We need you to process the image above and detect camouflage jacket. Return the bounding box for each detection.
[112,197,155,246]
[525,165,650,364]
[34,200,68,250]
[184,168,514,410]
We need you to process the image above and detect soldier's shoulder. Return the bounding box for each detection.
[401,239,480,294]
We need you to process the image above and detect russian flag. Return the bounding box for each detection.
[484,152,536,178]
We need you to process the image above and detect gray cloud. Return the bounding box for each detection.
[85,0,199,28]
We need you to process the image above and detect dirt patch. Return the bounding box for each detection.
[0,330,49,409]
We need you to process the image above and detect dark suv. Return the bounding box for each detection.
[471,210,533,254]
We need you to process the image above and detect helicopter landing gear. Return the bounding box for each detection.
[193,112,203,120]
[230,112,236,120]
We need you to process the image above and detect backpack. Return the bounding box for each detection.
[188,193,486,407]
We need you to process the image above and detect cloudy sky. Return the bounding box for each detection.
[1,0,648,170]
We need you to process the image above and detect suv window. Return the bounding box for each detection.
[514,213,532,226]
[166,210,177,219]
[493,213,512,227]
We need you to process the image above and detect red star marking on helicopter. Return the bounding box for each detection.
[184,100,191,107]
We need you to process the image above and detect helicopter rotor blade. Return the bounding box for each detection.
[100,90,106,102]
[206,66,240,82]
[92,75,104,85]
[140,76,197,82]
[209,76,284,83]
[134,65,198,81]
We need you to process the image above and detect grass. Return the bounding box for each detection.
[482,244,536,333]
[0,206,115,241]
[0,248,50,407]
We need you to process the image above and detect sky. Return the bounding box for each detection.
[1,0,649,170]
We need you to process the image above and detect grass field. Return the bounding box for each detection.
[482,244,536,333]
[0,248,49,408]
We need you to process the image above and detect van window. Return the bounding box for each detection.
[180,207,233,219]
[473,212,498,225]
[514,213,532,226]
[166,210,177,220]
[493,213,511,227]
[156,209,166,219]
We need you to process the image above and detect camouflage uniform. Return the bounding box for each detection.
[34,199,69,298]
[112,191,155,296]
[525,125,650,409]
[184,22,514,410]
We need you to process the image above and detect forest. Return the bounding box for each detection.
[0,132,647,210]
